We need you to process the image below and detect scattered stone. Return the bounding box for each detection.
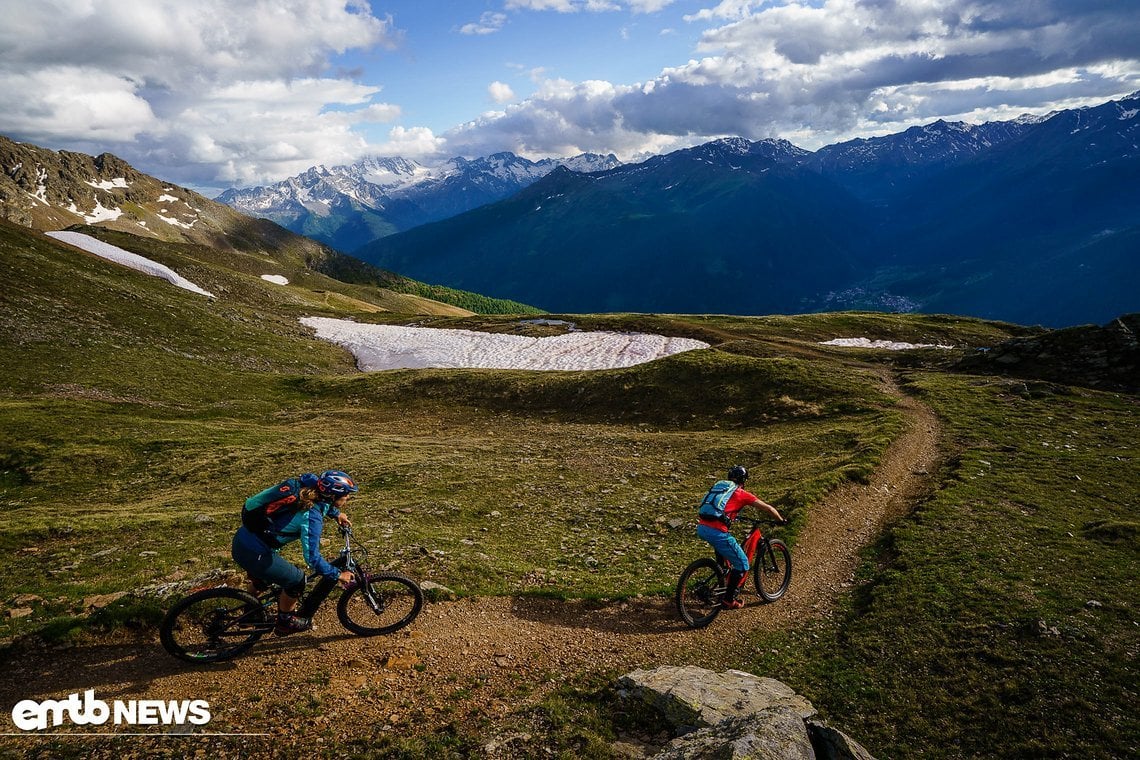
[7,608,33,619]
[382,653,421,670]
[82,591,127,610]
[420,581,456,600]
[807,719,879,760]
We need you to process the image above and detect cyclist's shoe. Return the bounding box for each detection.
[274,612,312,636]
[721,596,744,610]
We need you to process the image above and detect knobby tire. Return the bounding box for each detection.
[754,538,792,602]
[337,573,424,636]
[676,557,725,628]
[159,587,267,663]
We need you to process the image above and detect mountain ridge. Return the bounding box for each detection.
[216,150,621,252]
[354,91,1140,327]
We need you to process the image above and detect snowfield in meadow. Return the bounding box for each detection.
[819,337,955,350]
[45,230,215,298]
[300,316,710,371]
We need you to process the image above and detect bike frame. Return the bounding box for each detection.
[716,521,767,572]
[247,528,366,620]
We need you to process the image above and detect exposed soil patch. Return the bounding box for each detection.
[0,371,941,757]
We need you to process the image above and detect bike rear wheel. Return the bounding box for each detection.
[675,557,725,628]
[754,539,792,601]
[159,587,268,663]
[337,573,424,636]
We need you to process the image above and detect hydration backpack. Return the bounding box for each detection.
[697,480,738,521]
[241,473,317,539]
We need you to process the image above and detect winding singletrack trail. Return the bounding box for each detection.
[0,372,942,756]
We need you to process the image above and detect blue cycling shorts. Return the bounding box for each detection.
[231,525,306,596]
[696,524,750,572]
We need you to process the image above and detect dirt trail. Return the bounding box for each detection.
[0,371,942,755]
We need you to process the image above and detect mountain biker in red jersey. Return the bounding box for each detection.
[696,465,785,609]
[231,470,356,635]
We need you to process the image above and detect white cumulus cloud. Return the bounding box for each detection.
[0,0,399,189]
[489,81,517,104]
[452,0,1140,157]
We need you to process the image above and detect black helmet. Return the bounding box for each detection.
[727,465,748,484]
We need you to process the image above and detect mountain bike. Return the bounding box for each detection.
[675,517,791,628]
[160,526,423,663]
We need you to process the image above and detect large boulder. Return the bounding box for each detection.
[617,666,875,760]
[654,710,817,759]
[617,665,816,732]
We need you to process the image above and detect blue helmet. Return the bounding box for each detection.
[317,470,358,497]
[727,465,748,484]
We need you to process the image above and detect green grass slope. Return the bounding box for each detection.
[741,373,1139,758]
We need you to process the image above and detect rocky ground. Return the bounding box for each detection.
[0,378,941,759]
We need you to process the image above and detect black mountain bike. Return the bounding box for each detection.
[160,526,423,663]
[675,517,792,628]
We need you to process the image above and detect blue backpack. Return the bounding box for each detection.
[698,480,738,521]
[241,473,318,539]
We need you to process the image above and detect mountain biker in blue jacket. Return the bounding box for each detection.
[696,465,784,609]
[231,470,357,635]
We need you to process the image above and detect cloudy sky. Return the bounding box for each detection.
[2,0,1138,195]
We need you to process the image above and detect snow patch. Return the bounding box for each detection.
[157,194,180,203]
[84,200,123,223]
[157,213,197,229]
[261,274,289,285]
[820,337,955,350]
[32,167,49,203]
[45,231,215,298]
[300,317,709,371]
[86,178,129,190]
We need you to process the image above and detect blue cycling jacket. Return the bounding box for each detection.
[269,502,343,581]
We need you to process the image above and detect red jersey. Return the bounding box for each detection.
[697,486,756,532]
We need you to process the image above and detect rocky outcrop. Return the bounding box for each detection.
[954,313,1139,393]
[617,665,875,759]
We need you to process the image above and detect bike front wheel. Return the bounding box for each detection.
[754,539,792,601]
[159,587,268,663]
[337,573,424,636]
[675,557,726,628]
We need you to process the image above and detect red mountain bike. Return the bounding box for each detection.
[675,517,791,628]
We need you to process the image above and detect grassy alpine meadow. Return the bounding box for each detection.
[2,223,1135,757]
[0,344,902,639]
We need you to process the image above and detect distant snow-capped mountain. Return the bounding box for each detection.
[807,118,1039,203]
[216,151,621,253]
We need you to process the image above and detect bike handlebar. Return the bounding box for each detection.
[732,516,788,527]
